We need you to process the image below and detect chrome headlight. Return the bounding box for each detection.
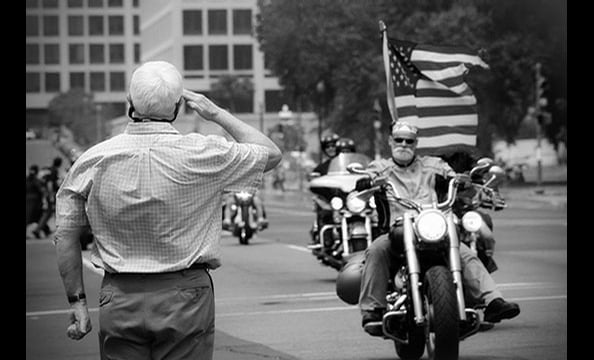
[236,191,252,201]
[346,193,366,214]
[368,196,376,209]
[462,211,483,233]
[415,210,447,243]
[330,197,344,210]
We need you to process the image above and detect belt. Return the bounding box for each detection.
[188,263,209,270]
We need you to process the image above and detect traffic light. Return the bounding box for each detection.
[535,63,548,108]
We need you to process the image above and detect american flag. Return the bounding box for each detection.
[384,37,489,156]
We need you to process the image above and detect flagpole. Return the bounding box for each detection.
[379,20,397,124]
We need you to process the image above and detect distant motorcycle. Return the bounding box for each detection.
[223,191,266,245]
[336,160,507,360]
[307,152,382,270]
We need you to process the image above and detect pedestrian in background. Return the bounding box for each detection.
[53,60,281,360]
[33,157,63,238]
[26,164,45,237]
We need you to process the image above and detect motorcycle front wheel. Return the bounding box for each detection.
[423,266,459,360]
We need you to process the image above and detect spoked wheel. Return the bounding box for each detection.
[423,266,459,360]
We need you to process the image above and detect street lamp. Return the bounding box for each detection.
[316,80,325,162]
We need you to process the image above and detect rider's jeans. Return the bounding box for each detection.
[359,227,503,314]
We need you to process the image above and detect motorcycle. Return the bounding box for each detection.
[222,191,267,245]
[336,160,506,360]
[307,152,381,270]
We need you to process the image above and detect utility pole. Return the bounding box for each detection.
[96,103,103,143]
[534,63,547,193]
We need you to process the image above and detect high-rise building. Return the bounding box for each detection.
[26,0,300,136]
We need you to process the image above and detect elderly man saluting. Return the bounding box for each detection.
[53,60,281,360]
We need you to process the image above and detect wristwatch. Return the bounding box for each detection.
[67,293,86,304]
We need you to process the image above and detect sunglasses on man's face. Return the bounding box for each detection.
[393,137,416,145]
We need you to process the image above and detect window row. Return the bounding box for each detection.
[26,0,137,8]
[182,9,252,36]
[26,15,139,37]
[26,43,140,65]
[26,71,127,93]
[183,44,253,71]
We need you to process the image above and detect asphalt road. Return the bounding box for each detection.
[26,198,567,360]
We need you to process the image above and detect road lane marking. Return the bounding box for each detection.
[26,293,567,318]
[286,244,310,253]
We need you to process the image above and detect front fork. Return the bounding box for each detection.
[403,211,467,325]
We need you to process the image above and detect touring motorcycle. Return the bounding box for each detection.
[335,160,506,360]
[223,191,266,245]
[307,152,381,270]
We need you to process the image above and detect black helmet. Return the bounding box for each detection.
[321,133,340,157]
[335,253,365,305]
[336,138,356,153]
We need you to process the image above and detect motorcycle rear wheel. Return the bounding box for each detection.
[423,266,459,360]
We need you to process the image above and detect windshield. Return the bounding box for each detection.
[326,153,372,175]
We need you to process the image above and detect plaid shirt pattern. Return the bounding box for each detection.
[56,122,268,273]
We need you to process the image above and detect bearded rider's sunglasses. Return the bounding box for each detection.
[393,138,416,145]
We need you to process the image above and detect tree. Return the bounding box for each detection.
[47,89,97,147]
[209,75,254,113]
[256,0,566,155]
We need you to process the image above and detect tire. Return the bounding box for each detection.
[394,325,425,360]
[423,266,459,360]
[238,206,252,245]
[350,238,368,252]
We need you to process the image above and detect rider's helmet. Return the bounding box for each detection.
[321,133,340,158]
[335,253,365,305]
[336,138,356,153]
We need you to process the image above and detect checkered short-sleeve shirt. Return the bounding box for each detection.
[55,122,268,273]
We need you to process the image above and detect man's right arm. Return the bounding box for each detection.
[182,89,282,172]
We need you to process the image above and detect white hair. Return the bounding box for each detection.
[129,61,183,119]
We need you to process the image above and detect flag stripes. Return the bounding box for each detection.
[383,34,488,154]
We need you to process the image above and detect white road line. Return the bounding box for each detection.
[26,293,566,318]
[286,244,311,253]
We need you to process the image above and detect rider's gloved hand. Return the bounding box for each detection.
[355,177,373,191]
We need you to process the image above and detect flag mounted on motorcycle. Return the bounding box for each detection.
[379,21,489,158]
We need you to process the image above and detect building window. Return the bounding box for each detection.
[90,72,105,92]
[108,15,124,35]
[235,92,254,113]
[209,45,228,70]
[68,0,83,7]
[26,44,40,65]
[44,44,60,64]
[88,0,103,8]
[70,72,85,90]
[89,16,104,36]
[45,73,61,93]
[43,16,59,36]
[26,73,41,93]
[69,44,85,64]
[108,0,122,7]
[208,10,227,35]
[134,43,140,63]
[26,0,38,8]
[26,16,38,37]
[133,15,140,35]
[233,45,252,70]
[110,72,125,91]
[133,0,138,7]
[109,44,125,63]
[89,44,105,64]
[183,10,202,35]
[183,45,203,70]
[68,16,84,36]
[42,0,58,8]
[233,9,252,35]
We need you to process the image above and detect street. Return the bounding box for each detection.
[26,195,567,360]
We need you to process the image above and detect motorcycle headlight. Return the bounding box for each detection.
[462,211,483,233]
[368,196,376,209]
[236,192,252,201]
[415,210,447,243]
[346,194,366,214]
[330,197,344,210]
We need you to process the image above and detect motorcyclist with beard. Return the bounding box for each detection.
[222,189,267,231]
[356,121,520,337]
